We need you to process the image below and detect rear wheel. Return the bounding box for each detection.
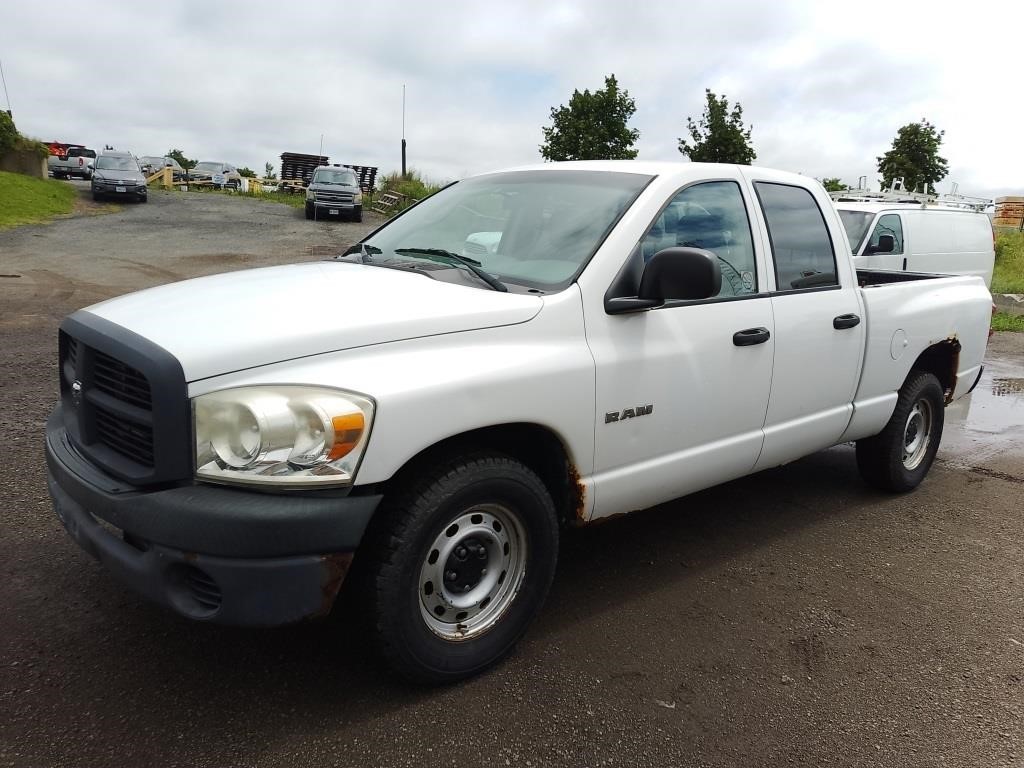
[856,371,945,492]
[364,455,559,683]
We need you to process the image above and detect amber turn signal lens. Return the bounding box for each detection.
[329,412,365,460]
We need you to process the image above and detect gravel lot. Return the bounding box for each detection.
[2,183,1023,767]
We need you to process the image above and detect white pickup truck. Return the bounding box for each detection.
[47,146,96,180]
[46,162,992,682]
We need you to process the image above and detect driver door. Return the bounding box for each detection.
[584,178,775,520]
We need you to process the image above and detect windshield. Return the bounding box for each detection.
[193,162,223,172]
[95,156,139,171]
[313,169,358,186]
[68,148,96,158]
[361,170,652,290]
[838,210,875,252]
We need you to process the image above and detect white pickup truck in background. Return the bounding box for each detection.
[47,146,96,180]
[45,161,992,682]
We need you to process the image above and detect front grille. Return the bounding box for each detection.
[93,349,152,409]
[58,315,190,486]
[317,191,354,203]
[94,406,155,466]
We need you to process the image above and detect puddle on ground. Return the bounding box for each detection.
[941,355,1024,464]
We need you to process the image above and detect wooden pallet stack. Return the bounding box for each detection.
[994,196,1024,229]
[279,153,328,186]
[279,153,378,193]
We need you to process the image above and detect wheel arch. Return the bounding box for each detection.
[908,337,961,404]
[377,422,583,528]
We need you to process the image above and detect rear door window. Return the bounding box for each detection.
[754,183,838,291]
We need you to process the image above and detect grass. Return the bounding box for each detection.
[993,231,1024,294]
[991,311,1024,332]
[0,170,78,229]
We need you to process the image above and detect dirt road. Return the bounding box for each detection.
[1,185,1022,767]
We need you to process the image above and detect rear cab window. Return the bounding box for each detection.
[754,183,839,291]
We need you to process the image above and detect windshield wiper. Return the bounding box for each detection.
[339,243,382,263]
[393,247,508,292]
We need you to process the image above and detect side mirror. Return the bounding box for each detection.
[639,247,721,302]
[606,247,721,314]
[874,234,895,253]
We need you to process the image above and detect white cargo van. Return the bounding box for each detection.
[836,203,995,287]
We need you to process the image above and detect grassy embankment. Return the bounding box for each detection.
[992,232,1024,331]
[0,170,78,229]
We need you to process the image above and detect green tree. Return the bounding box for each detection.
[821,177,846,192]
[237,166,256,178]
[166,148,195,170]
[876,119,949,193]
[678,89,756,165]
[540,74,639,161]
[0,111,17,156]
[264,161,276,180]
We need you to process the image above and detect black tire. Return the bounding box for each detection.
[364,454,559,684]
[304,202,314,220]
[139,195,148,204]
[92,192,100,202]
[856,371,945,492]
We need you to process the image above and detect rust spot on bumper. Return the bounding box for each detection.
[567,463,586,524]
[313,552,354,619]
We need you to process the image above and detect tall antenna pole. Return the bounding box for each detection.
[401,84,407,178]
[0,58,12,116]
[318,133,324,161]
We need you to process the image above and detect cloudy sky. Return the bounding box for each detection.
[2,0,1022,198]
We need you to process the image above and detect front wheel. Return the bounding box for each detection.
[856,371,945,492]
[364,455,559,683]
[304,202,314,220]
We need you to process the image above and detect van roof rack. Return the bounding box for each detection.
[827,177,991,212]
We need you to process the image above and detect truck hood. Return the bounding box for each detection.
[84,262,543,381]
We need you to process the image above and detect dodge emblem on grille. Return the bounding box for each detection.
[71,380,83,408]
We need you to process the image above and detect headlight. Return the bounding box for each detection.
[306,190,316,201]
[353,191,362,203]
[193,386,374,489]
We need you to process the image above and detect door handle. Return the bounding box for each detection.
[833,313,861,330]
[733,327,771,346]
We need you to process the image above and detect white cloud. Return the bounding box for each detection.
[1,0,1021,197]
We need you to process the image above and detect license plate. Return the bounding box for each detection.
[115,186,126,193]
[329,208,339,215]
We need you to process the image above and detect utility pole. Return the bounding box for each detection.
[401,84,407,178]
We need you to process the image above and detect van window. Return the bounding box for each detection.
[754,183,838,291]
[643,181,757,297]
[867,214,904,255]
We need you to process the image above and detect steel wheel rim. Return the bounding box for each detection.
[902,398,933,470]
[418,503,527,641]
